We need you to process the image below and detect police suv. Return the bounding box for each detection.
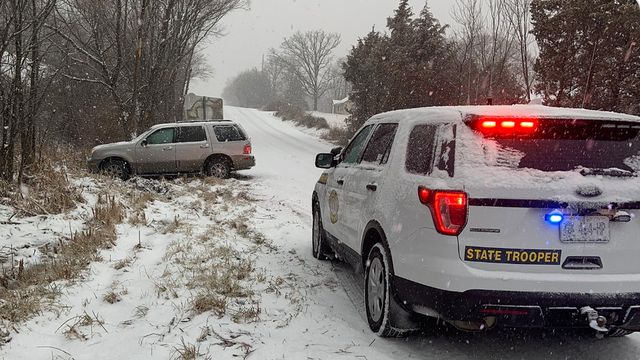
[312,105,640,337]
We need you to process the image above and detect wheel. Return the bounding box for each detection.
[207,158,231,179]
[365,243,416,337]
[607,328,634,337]
[312,204,331,260]
[101,159,130,180]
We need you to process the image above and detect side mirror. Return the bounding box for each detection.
[315,153,335,169]
[141,139,148,147]
[330,147,342,156]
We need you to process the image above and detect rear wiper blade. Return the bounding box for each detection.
[579,168,637,177]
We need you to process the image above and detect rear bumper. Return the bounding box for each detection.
[231,155,255,170]
[394,276,640,330]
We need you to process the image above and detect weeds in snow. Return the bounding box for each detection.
[0,194,123,326]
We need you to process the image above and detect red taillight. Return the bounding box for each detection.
[418,186,468,236]
[475,117,537,135]
[243,144,252,154]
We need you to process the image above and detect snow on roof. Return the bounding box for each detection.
[371,105,640,124]
[332,97,349,106]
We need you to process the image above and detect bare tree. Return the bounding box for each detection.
[50,0,245,136]
[0,0,57,181]
[504,0,534,102]
[452,0,482,104]
[278,30,341,111]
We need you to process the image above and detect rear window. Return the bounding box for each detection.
[213,125,246,142]
[473,119,640,176]
[176,126,207,143]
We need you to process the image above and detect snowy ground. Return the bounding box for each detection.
[2,106,640,359]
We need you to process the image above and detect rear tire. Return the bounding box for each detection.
[206,158,231,179]
[101,159,130,181]
[312,204,331,260]
[365,243,416,337]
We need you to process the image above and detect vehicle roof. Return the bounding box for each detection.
[368,105,640,126]
[150,120,237,129]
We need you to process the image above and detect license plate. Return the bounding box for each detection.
[560,216,610,243]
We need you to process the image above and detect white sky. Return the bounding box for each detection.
[190,0,454,98]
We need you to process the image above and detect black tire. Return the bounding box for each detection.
[101,159,130,180]
[206,158,231,179]
[364,243,416,337]
[312,204,331,260]
[607,328,634,337]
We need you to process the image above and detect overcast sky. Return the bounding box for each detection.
[190,0,455,98]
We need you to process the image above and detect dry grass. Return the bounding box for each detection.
[3,160,82,216]
[173,339,200,360]
[0,195,124,325]
[59,311,106,341]
[192,294,226,316]
[128,192,155,226]
[113,257,133,270]
[321,126,352,146]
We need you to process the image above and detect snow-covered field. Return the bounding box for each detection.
[2,106,640,359]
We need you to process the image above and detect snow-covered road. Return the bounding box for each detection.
[228,106,640,360]
[3,107,640,360]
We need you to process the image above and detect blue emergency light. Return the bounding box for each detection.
[545,212,564,224]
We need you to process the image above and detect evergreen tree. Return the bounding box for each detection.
[410,2,449,106]
[385,0,416,110]
[532,0,640,113]
[344,29,389,131]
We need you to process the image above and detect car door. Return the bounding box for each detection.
[322,124,374,248]
[343,123,399,251]
[136,127,177,174]
[174,125,210,173]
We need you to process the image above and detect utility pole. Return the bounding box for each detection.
[202,96,207,120]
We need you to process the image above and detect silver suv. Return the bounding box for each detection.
[87,121,255,179]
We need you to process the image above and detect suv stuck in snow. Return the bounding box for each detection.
[87,121,255,180]
[312,105,640,337]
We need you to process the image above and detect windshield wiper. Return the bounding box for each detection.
[579,168,637,178]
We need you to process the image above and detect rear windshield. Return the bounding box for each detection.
[472,119,640,176]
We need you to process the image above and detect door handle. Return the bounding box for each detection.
[366,183,377,191]
[162,146,173,151]
[200,144,210,149]
[336,179,344,186]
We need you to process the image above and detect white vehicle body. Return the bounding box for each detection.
[312,105,640,334]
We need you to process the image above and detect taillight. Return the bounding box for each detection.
[418,186,468,236]
[243,144,252,154]
[475,117,538,136]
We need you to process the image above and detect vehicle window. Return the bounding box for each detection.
[214,125,246,142]
[479,120,640,174]
[435,124,456,177]
[406,125,438,175]
[146,128,175,145]
[361,123,398,165]
[342,125,373,164]
[176,126,207,143]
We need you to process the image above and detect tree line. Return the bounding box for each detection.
[347,0,640,130]
[1,0,244,182]
[223,29,348,113]
[224,0,640,134]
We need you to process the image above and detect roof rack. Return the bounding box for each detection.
[177,119,231,123]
